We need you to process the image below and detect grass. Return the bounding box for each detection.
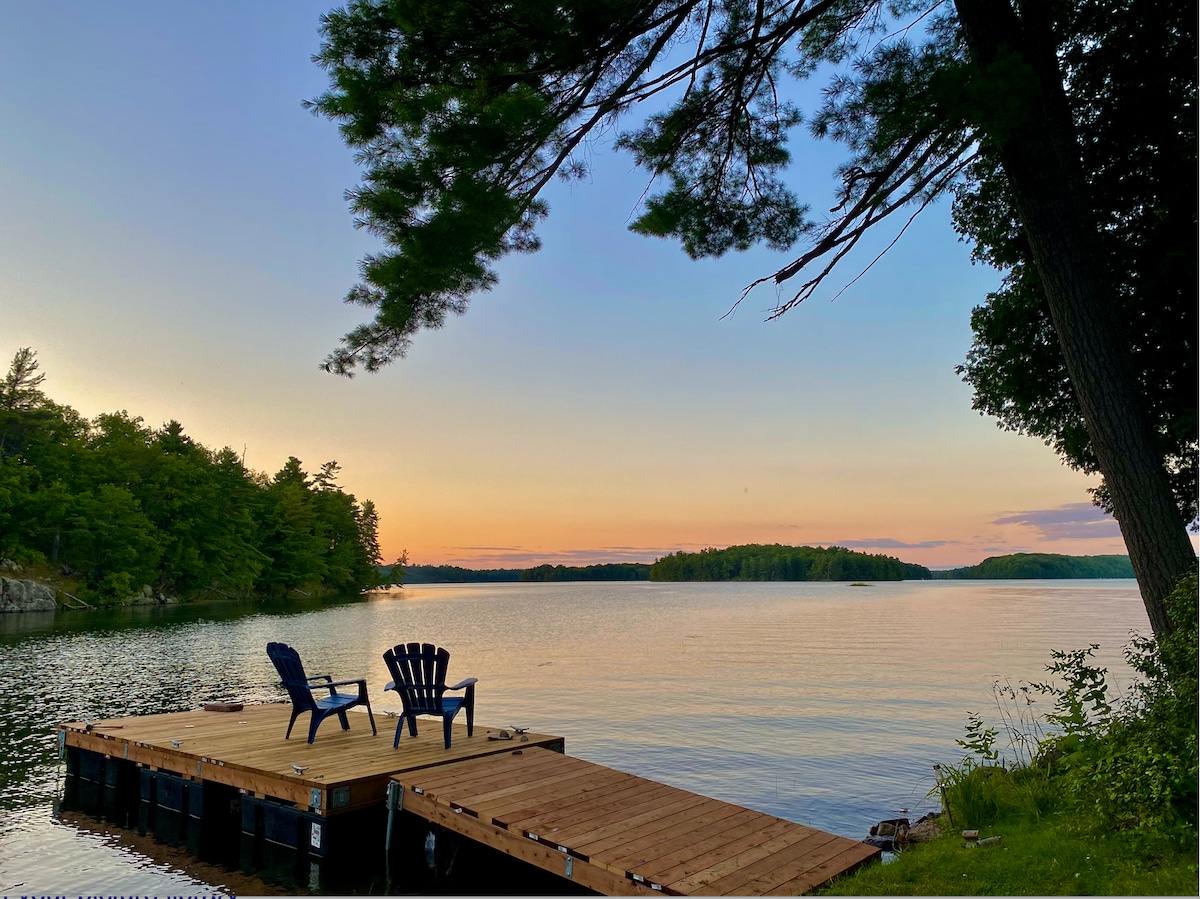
[821,572,1199,896]
[819,815,1199,895]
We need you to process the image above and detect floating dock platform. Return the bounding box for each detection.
[58,705,878,895]
[394,745,879,895]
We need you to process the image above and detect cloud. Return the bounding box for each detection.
[826,538,955,550]
[992,502,1121,540]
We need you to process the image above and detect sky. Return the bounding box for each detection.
[1,1,1169,571]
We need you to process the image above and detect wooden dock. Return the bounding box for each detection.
[58,705,878,895]
[394,746,878,895]
[59,704,562,815]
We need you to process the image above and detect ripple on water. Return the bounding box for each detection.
[0,806,221,895]
[0,580,1146,893]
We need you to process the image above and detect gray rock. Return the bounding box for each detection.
[908,819,942,843]
[0,576,57,612]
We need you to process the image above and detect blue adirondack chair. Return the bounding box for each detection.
[266,641,377,744]
[383,642,477,749]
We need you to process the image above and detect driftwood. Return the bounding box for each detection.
[60,591,93,610]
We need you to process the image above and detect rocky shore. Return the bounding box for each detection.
[863,813,942,852]
[0,575,57,612]
[0,560,181,612]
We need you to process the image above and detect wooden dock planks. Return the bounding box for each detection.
[395,746,879,896]
[58,705,563,813]
[59,707,879,894]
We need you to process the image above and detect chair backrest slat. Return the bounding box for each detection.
[385,642,452,714]
[267,641,316,712]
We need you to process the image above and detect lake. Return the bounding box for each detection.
[0,579,1149,895]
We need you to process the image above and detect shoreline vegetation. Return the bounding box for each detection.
[930,552,1134,579]
[394,548,1137,586]
[821,571,1198,896]
[1,348,391,610]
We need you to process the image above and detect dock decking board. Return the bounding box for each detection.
[59,707,878,895]
[59,705,563,814]
[394,746,879,896]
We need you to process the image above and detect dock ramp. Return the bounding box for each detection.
[391,746,878,895]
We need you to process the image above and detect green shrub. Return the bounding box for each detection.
[95,570,137,606]
[7,547,47,566]
[935,573,1198,845]
[1086,572,1198,836]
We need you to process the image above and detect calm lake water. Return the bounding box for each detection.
[0,579,1148,895]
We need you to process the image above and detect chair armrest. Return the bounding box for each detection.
[384,680,397,693]
[446,677,478,691]
[306,673,333,683]
[308,677,368,698]
[314,678,368,690]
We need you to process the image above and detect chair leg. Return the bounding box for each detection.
[308,712,322,745]
[364,699,377,736]
[285,708,301,740]
[336,709,351,731]
[394,711,415,748]
[442,715,453,750]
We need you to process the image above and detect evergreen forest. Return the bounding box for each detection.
[521,563,651,582]
[933,553,1135,579]
[0,349,386,604]
[649,544,930,582]
[397,565,521,584]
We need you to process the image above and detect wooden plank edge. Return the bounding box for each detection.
[61,726,322,810]
[770,841,882,896]
[406,789,661,896]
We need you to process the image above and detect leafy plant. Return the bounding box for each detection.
[1082,573,1198,836]
[935,572,1199,844]
[935,702,1057,827]
[1031,643,1112,737]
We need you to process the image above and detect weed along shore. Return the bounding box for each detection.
[824,573,1199,896]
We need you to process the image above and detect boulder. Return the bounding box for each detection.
[908,818,942,843]
[0,576,57,613]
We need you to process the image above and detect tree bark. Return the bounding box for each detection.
[953,0,1195,636]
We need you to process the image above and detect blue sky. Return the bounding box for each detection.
[2,1,1160,569]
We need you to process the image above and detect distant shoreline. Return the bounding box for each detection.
[390,550,1136,585]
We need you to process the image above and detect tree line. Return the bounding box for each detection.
[934,553,1135,580]
[649,544,931,582]
[391,552,1147,584]
[521,563,652,582]
[390,562,653,582]
[398,564,521,584]
[0,349,387,604]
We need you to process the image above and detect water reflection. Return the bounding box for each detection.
[1,579,1146,894]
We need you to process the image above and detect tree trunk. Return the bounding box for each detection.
[954,0,1195,636]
